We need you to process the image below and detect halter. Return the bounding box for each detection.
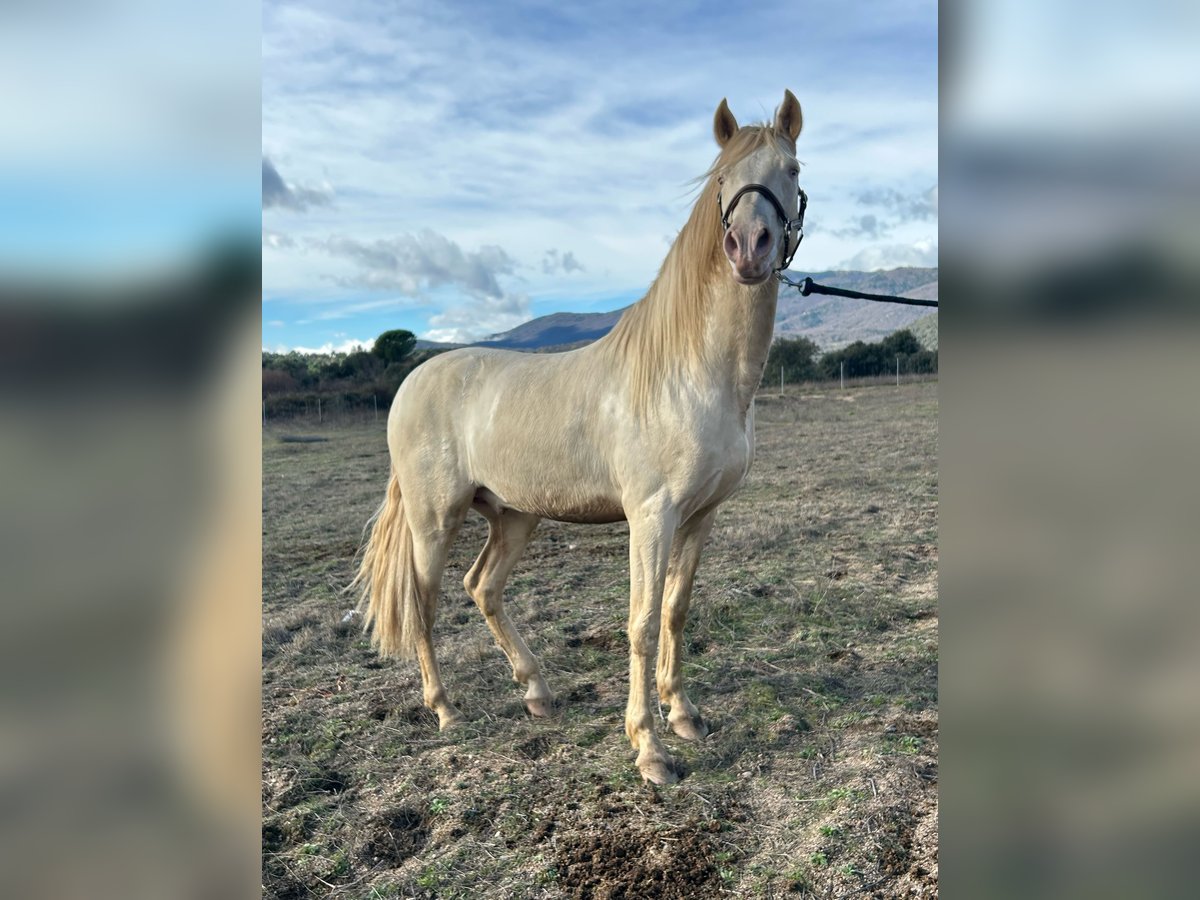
[717,182,809,273]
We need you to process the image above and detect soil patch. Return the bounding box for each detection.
[555,823,720,900]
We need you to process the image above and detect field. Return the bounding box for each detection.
[262,380,938,898]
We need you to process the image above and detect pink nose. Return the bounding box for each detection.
[723,224,772,270]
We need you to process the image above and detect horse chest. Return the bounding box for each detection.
[675,413,755,514]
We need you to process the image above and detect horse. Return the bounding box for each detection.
[352,90,804,784]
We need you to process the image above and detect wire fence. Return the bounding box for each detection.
[263,392,387,429]
[263,373,939,431]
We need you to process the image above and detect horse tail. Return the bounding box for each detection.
[349,469,423,660]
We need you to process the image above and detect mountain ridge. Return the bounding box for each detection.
[417,267,938,353]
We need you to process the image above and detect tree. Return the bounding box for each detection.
[373,329,417,365]
[330,350,381,382]
[817,329,938,380]
[763,336,820,385]
[881,329,921,356]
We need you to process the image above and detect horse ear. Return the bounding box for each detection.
[775,90,803,143]
[713,99,738,147]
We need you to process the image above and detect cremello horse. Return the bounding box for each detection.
[354,91,804,784]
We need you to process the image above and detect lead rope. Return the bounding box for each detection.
[774,187,937,307]
[775,273,939,308]
[719,180,937,308]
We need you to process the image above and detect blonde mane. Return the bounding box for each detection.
[599,122,797,414]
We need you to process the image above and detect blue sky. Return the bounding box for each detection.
[263,0,938,352]
[0,0,257,283]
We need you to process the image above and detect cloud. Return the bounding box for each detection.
[262,157,333,211]
[263,230,296,249]
[312,227,531,343]
[316,229,515,297]
[854,184,938,223]
[836,238,938,271]
[830,183,937,245]
[833,213,889,240]
[272,337,374,355]
[541,248,585,275]
[422,291,533,344]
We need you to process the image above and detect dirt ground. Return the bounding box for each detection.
[262,380,938,898]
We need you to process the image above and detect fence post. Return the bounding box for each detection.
[373,394,378,421]
[780,367,784,396]
[840,361,844,390]
[896,354,900,387]
[318,397,322,424]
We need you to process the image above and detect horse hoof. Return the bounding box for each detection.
[638,758,679,786]
[437,709,466,730]
[670,714,709,742]
[524,697,555,718]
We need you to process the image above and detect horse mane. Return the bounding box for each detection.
[599,121,797,415]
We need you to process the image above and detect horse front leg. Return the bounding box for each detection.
[625,504,679,785]
[657,508,717,742]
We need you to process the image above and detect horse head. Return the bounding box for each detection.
[713,90,804,285]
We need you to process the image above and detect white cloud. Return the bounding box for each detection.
[836,238,938,271]
[315,229,515,297]
[422,291,533,344]
[305,227,534,342]
[272,337,374,355]
[263,230,295,249]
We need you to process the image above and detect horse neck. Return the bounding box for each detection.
[597,191,779,417]
[703,275,780,413]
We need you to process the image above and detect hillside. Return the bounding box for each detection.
[477,309,625,350]
[774,273,938,349]
[907,311,938,350]
[470,267,937,352]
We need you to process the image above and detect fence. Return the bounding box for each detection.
[263,391,387,428]
[265,372,939,432]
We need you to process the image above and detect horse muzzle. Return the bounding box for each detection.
[723,223,778,284]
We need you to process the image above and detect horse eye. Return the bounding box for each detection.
[789,168,799,179]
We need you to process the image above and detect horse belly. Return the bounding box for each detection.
[472,436,626,524]
[482,485,627,525]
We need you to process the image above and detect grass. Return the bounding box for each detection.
[262,380,938,898]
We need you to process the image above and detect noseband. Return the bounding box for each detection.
[717,182,809,272]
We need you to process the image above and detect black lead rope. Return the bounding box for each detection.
[777,273,939,308]
[718,178,937,308]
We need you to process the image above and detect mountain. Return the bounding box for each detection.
[476,309,626,350]
[467,267,937,352]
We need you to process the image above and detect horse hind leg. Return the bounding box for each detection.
[407,502,471,730]
[462,504,553,717]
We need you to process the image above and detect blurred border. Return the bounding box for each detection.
[942,1,1200,896]
[0,2,261,897]
[4,2,1199,897]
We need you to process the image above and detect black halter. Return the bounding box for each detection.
[717,182,809,272]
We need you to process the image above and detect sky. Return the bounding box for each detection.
[262,0,938,352]
[0,1,258,283]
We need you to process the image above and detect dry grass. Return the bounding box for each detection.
[262,380,938,898]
